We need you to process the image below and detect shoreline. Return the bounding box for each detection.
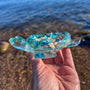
[0,22,90,90]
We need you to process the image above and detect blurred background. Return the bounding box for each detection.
[0,0,90,90]
[0,0,90,31]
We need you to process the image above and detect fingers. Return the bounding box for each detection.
[44,50,63,65]
[44,50,64,65]
[54,50,64,65]
[62,47,75,69]
[25,48,75,70]
[44,58,54,64]
[26,52,45,69]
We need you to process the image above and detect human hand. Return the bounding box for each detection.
[26,47,80,90]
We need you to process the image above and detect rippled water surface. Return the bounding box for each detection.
[0,0,90,30]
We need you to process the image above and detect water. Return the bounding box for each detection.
[0,0,90,30]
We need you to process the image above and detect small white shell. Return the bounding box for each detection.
[49,43,55,49]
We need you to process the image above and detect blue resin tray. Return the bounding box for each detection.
[9,32,81,58]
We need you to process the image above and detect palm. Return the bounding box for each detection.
[26,48,80,90]
[40,64,79,90]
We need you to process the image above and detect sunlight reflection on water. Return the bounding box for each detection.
[0,0,90,30]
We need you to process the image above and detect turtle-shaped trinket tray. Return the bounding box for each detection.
[9,32,81,58]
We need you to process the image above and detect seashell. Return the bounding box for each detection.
[49,43,55,49]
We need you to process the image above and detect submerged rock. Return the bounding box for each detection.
[79,34,90,47]
[84,34,90,40]
[0,41,9,54]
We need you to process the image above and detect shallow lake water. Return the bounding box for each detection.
[0,0,90,30]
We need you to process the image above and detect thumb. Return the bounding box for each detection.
[26,53,45,69]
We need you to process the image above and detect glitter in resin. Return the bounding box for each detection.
[9,32,81,58]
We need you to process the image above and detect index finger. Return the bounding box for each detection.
[62,47,75,69]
